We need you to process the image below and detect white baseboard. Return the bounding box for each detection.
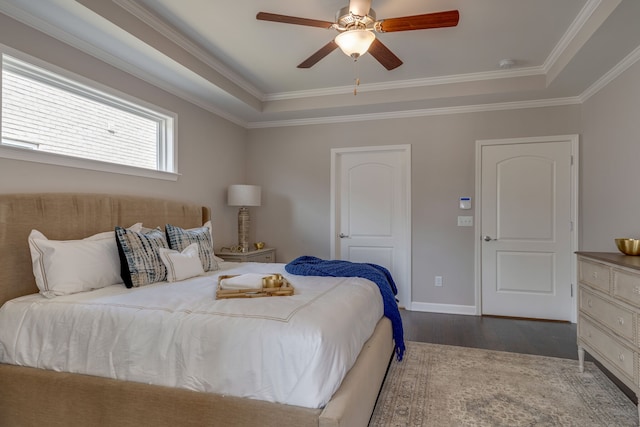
[409,302,478,316]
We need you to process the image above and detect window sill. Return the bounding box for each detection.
[0,146,180,181]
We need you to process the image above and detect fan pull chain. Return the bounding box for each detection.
[353,58,361,95]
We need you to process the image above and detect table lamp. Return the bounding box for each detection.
[227,184,261,253]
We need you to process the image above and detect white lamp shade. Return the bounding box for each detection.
[335,29,375,58]
[228,185,261,207]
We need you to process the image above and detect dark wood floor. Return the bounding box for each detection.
[401,310,637,404]
[401,310,579,359]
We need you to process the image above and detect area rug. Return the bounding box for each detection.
[369,342,637,427]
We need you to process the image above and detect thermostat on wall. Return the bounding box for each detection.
[459,197,472,210]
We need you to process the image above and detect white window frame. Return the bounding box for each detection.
[0,45,179,181]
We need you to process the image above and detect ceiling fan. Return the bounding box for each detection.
[256,0,459,70]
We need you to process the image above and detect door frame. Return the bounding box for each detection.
[474,135,579,322]
[330,144,412,308]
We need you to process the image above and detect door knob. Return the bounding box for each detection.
[483,235,496,242]
[339,233,349,238]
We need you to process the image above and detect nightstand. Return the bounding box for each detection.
[216,247,276,263]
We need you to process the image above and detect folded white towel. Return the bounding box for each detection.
[219,273,266,290]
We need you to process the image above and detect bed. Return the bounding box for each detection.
[0,193,394,427]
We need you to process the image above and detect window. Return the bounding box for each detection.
[1,50,177,179]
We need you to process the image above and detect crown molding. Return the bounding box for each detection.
[2,0,633,131]
[247,97,582,129]
[579,43,640,102]
[114,0,264,100]
[253,36,639,129]
[264,66,545,101]
[543,0,602,74]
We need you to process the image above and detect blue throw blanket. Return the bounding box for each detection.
[285,256,405,361]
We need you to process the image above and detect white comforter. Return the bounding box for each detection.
[0,262,383,408]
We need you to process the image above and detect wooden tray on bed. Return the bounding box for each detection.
[216,274,294,299]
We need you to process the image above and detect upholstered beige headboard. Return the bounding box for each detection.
[0,193,210,306]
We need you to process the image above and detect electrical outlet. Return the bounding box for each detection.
[435,276,443,287]
[457,216,473,227]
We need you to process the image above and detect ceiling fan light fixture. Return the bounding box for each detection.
[335,29,375,59]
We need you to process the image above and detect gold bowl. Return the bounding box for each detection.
[262,274,283,288]
[615,238,640,256]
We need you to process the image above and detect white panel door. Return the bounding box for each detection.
[481,139,574,320]
[332,145,411,308]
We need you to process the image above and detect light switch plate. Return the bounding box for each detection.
[457,216,473,226]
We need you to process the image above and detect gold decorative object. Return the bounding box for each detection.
[615,238,640,256]
[254,242,265,250]
[262,273,283,288]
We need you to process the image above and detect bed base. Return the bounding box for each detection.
[0,317,392,427]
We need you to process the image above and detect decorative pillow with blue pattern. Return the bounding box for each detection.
[115,227,168,288]
[165,224,219,272]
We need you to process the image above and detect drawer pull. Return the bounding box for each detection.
[592,272,598,279]
[587,299,592,308]
[618,354,625,362]
[618,317,624,326]
[634,286,640,295]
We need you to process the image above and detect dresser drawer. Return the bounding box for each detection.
[579,317,635,381]
[579,287,635,343]
[578,258,611,293]
[613,268,640,307]
[246,252,275,263]
[217,248,276,263]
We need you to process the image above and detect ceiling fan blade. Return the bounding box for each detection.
[256,12,334,29]
[378,10,459,33]
[349,0,372,16]
[368,38,403,70]
[297,41,339,68]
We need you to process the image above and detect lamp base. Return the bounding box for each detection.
[237,206,250,253]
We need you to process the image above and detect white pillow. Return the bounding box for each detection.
[85,223,143,241]
[28,223,142,298]
[203,220,224,263]
[158,243,205,282]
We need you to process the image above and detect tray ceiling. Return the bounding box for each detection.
[1,0,639,127]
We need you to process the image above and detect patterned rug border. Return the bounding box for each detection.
[370,341,638,427]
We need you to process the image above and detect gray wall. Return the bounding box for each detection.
[247,106,581,307]
[580,59,640,251]
[0,13,247,248]
[3,10,639,310]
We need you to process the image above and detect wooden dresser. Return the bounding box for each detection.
[577,252,640,418]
